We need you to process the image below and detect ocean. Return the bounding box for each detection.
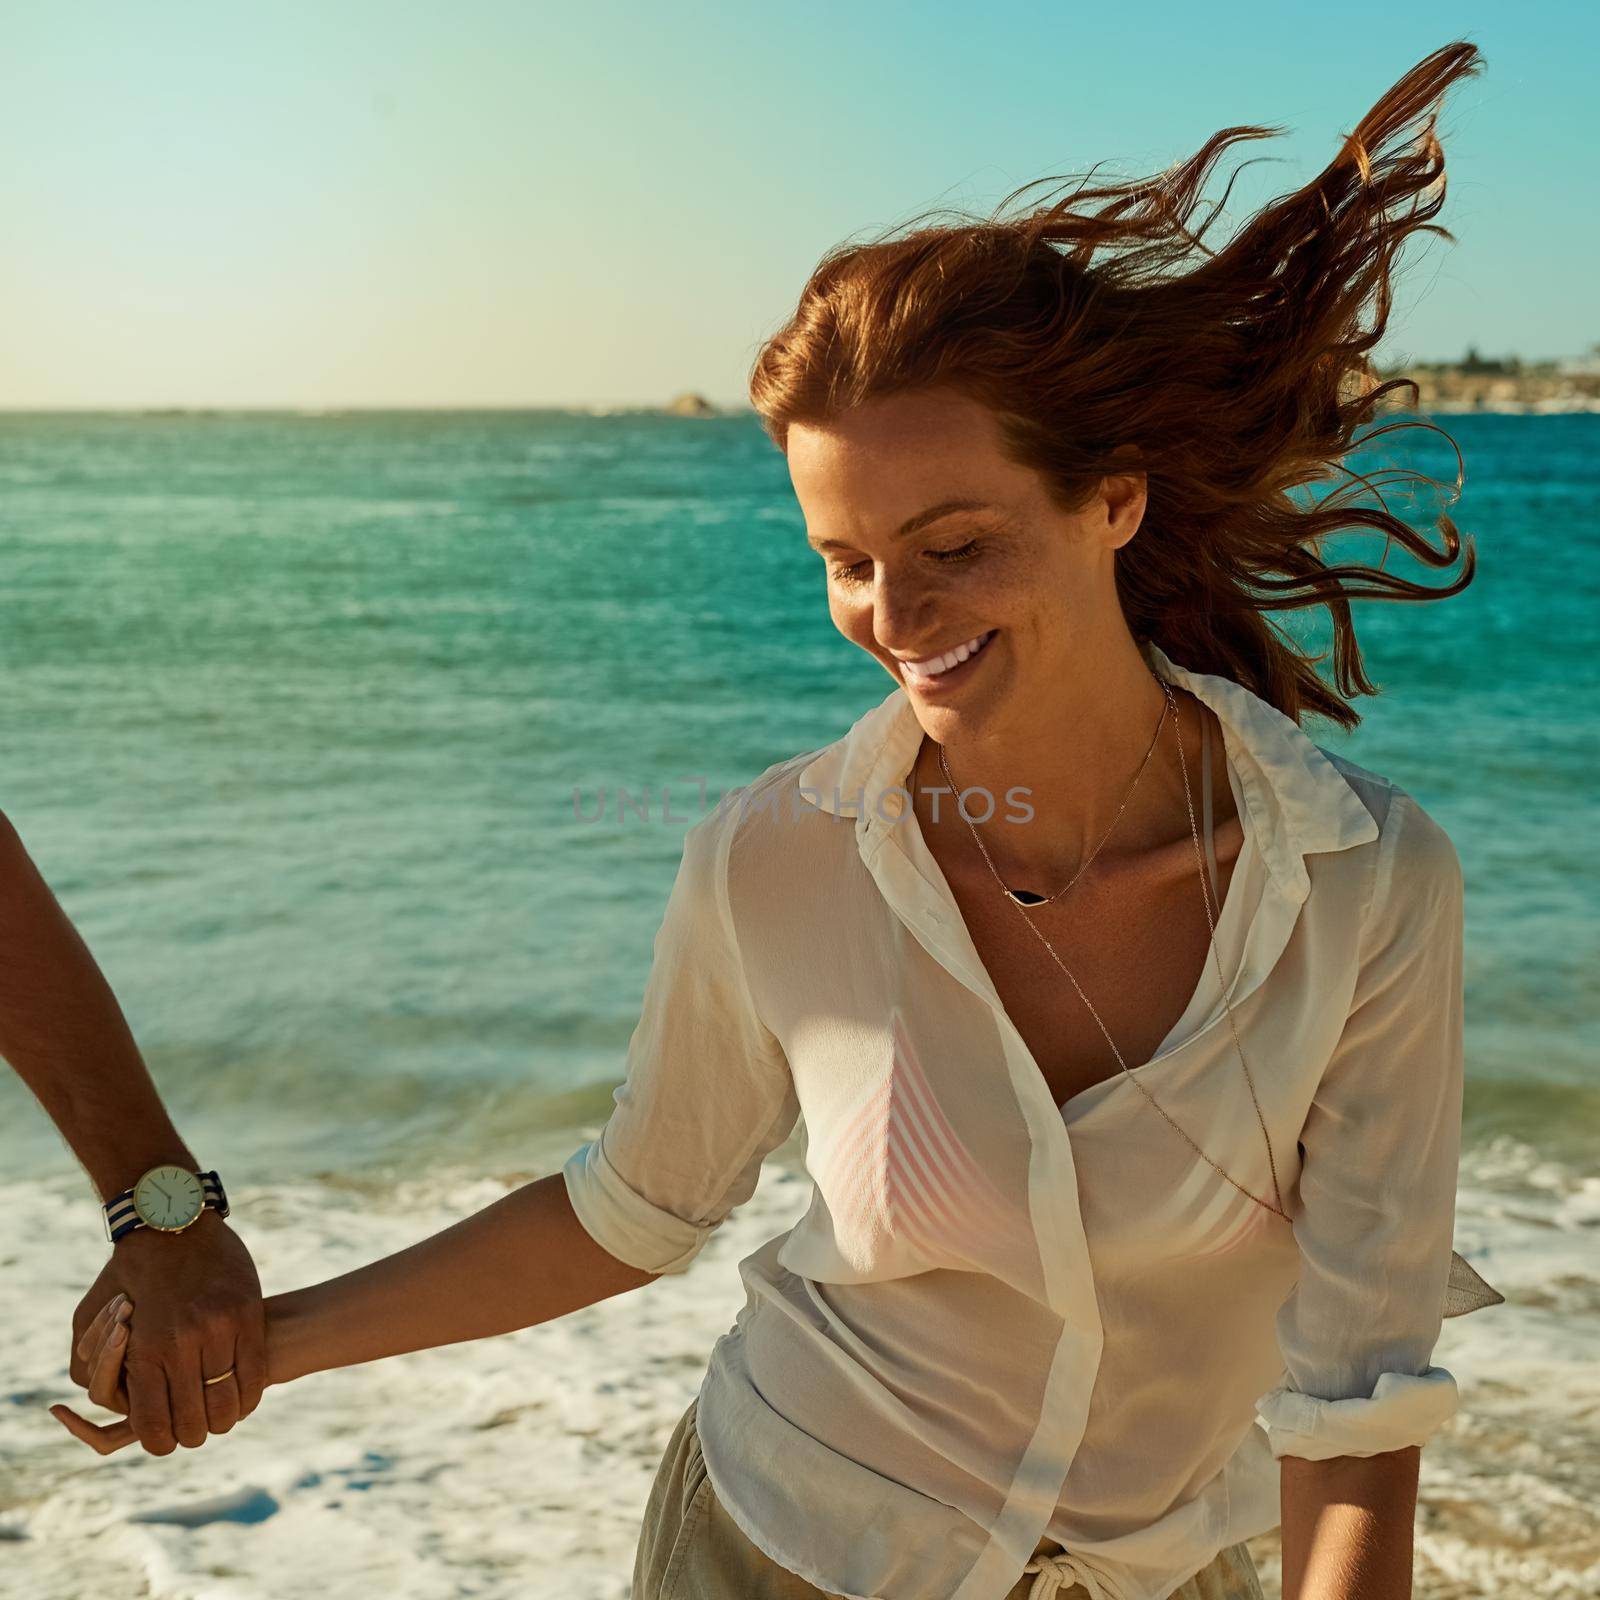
[2,409,1595,1598]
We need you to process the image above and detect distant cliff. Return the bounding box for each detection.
[1372,345,1600,412]
[663,392,719,417]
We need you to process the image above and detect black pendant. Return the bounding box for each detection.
[1006,887,1049,907]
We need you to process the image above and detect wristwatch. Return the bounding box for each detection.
[103,1165,230,1244]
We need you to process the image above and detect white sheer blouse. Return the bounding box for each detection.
[562,640,1502,1600]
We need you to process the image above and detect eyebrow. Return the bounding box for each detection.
[805,499,997,554]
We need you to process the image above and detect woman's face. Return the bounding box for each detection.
[786,386,1145,733]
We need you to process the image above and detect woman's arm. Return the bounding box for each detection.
[1255,790,1468,1591]
[270,792,798,1383]
[268,1172,655,1385]
[55,1176,654,1453]
[1280,1447,1421,1600]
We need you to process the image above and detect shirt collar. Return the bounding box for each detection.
[793,639,1379,904]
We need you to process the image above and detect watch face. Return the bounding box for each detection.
[133,1165,204,1230]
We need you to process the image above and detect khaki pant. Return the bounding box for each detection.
[633,1395,1266,1599]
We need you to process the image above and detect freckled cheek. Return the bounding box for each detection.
[996,557,1056,616]
[962,573,1029,634]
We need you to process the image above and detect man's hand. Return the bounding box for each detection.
[68,1210,267,1455]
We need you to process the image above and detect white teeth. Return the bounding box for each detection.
[903,629,994,680]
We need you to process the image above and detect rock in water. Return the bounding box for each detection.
[664,391,719,417]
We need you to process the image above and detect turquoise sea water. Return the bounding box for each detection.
[0,410,1594,1187]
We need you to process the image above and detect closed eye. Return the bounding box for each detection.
[829,540,982,584]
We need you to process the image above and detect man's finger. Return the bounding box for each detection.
[48,1403,136,1456]
[199,1323,242,1436]
[124,1344,177,1456]
[166,1335,211,1451]
[232,1312,269,1420]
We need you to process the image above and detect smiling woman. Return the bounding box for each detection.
[44,35,1505,1600]
[607,35,1498,1600]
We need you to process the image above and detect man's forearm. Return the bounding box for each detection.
[1280,1446,1421,1600]
[0,809,199,1203]
[267,1172,655,1384]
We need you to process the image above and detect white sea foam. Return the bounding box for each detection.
[2,1137,1594,1598]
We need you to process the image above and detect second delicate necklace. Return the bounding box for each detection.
[934,675,1289,1223]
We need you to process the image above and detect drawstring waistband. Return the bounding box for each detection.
[1022,1548,1116,1600]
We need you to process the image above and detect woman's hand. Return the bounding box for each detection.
[50,1291,138,1455]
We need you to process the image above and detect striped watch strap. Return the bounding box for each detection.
[105,1170,229,1243]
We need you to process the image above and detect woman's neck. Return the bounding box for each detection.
[908,640,1200,884]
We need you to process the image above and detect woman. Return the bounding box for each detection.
[57,39,1506,1600]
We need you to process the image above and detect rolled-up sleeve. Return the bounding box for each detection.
[1255,789,1467,1461]
[562,790,800,1275]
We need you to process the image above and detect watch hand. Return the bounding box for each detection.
[153,1183,173,1203]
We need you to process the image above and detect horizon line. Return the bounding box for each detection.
[0,401,759,415]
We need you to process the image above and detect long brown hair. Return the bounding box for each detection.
[749,42,1484,730]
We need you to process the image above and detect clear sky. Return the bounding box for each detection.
[0,2,1591,408]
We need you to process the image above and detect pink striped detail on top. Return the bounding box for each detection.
[819,1005,1022,1269]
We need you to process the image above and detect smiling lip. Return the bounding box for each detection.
[897,628,998,690]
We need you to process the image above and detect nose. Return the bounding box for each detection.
[868,567,942,656]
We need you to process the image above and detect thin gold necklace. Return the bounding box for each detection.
[932,693,1171,908]
[936,676,1289,1223]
